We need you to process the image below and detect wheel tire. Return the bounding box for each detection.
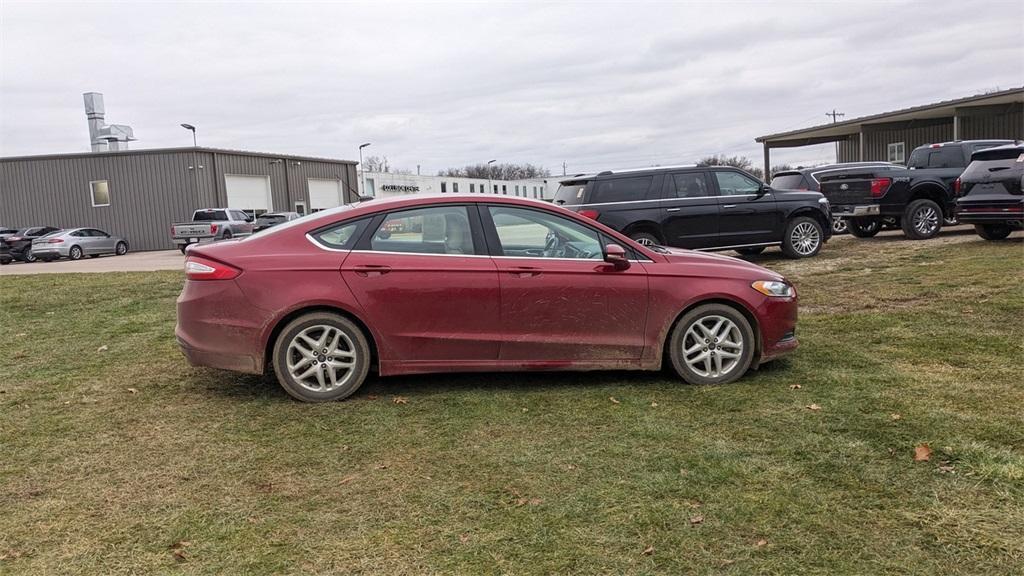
[832,217,849,235]
[944,215,960,226]
[116,241,128,255]
[179,244,189,255]
[848,218,881,238]
[22,249,37,263]
[901,199,943,240]
[781,216,823,259]
[735,247,765,255]
[668,303,756,386]
[975,223,1013,241]
[272,312,372,402]
[222,231,234,240]
[628,231,660,247]
[69,245,83,260]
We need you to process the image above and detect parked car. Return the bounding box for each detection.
[176,195,800,402]
[955,143,1023,240]
[552,165,832,258]
[31,228,130,261]
[771,162,899,234]
[818,140,1014,239]
[1,226,61,262]
[171,208,255,254]
[254,211,301,232]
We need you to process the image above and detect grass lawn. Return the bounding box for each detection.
[1,230,1022,575]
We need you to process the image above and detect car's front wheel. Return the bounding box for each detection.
[272,312,372,402]
[668,304,755,386]
[975,223,1013,241]
[848,218,881,238]
[781,216,823,259]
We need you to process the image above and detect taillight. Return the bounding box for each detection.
[578,209,600,220]
[45,238,64,244]
[952,177,961,196]
[185,256,241,281]
[210,224,219,234]
[8,236,21,242]
[870,177,892,198]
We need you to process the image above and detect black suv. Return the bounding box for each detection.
[955,143,1023,240]
[0,226,60,263]
[553,165,832,258]
[771,162,898,234]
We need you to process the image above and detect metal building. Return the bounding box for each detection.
[0,147,358,252]
[755,87,1024,175]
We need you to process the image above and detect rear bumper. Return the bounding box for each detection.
[30,245,71,258]
[955,201,1024,225]
[832,204,880,218]
[175,279,269,375]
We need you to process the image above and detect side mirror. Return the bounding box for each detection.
[758,185,773,196]
[604,243,630,270]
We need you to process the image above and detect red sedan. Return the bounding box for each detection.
[176,195,798,402]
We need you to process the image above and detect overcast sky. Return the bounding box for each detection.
[1,1,1022,175]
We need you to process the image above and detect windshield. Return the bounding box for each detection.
[259,214,287,221]
[770,174,808,190]
[553,182,587,205]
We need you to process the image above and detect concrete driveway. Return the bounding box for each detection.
[0,250,184,275]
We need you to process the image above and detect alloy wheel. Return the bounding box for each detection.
[832,217,848,234]
[635,237,654,246]
[913,206,939,236]
[790,221,821,256]
[681,315,744,378]
[286,325,358,392]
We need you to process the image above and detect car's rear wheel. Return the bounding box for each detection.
[272,312,371,402]
[944,215,960,226]
[848,218,881,238]
[222,230,233,241]
[832,217,849,235]
[69,246,83,260]
[628,231,660,247]
[179,244,189,255]
[975,223,1013,241]
[669,304,755,385]
[901,199,942,240]
[115,241,128,255]
[781,216,822,259]
[735,247,765,255]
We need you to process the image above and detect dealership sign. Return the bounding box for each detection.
[382,184,420,192]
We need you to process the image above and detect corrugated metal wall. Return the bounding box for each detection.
[0,149,356,252]
[959,103,1023,140]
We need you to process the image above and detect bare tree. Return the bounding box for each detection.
[696,155,765,180]
[361,155,414,175]
[439,162,550,180]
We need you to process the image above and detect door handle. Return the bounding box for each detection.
[665,208,681,212]
[722,204,737,209]
[508,266,542,278]
[352,264,392,277]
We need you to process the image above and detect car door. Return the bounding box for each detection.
[713,170,779,246]
[90,229,117,253]
[659,170,720,248]
[482,204,649,362]
[340,204,501,364]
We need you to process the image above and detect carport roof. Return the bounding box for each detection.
[755,87,1024,148]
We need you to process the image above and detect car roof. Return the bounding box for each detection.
[300,194,571,225]
[560,164,753,184]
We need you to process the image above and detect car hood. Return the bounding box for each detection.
[653,247,786,282]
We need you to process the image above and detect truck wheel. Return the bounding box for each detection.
[781,216,823,259]
[222,230,233,240]
[179,245,189,255]
[832,217,849,235]
[848,218,881,238]
[975,224,1013,241]
[902,199,942,240]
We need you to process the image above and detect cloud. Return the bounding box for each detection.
[1,0,1021,175]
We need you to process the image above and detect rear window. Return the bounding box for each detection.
[553,182,587,206]
[770,173,808,190]
[591,176,653,203]
[907,146,964,169]
[259,214,287,222]
[962,148,1024,180]
[194,210,227,221]
[970,146,1024,162]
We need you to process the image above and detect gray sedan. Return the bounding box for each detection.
[31,228,129,261]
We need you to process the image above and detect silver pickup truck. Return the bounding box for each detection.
[171,208,255,253]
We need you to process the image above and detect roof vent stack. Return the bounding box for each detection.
[83,92,136,152]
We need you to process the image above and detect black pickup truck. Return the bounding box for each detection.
[818,140,1014,240]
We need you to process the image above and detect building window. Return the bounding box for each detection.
[90,180,111,207]
[515,185,520,195]
[470,183,475,193]
[453,182,459,193]
[502,184,507,194]
[441,182,447,193]
[888,142,905,163]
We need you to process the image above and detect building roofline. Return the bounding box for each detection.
[755,86,1024,144]
[0,146,357,165]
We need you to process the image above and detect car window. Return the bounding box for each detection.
[592,176,653,203]
[553,182,588,206]
[670,172,711,198]
[311,218,368,250]
[714,171,761,196]
[70,230,86,237]
[371,206,475,255]
[488,206,603,260]
[194,210,227,221]
[770,173,808,190]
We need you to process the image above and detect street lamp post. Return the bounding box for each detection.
[181,123,199,206]
[487,159,496,195]
[180,123,197,147]
[358,143,371,197]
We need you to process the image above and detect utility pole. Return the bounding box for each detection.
[827,109,845,162]
[562,161,567,176]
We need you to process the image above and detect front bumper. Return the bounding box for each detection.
[753,294,799,364]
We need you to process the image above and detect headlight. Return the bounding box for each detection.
[752,280,795,298]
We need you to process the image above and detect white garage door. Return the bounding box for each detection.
[308,178,344,211]
[225,175,272,214]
